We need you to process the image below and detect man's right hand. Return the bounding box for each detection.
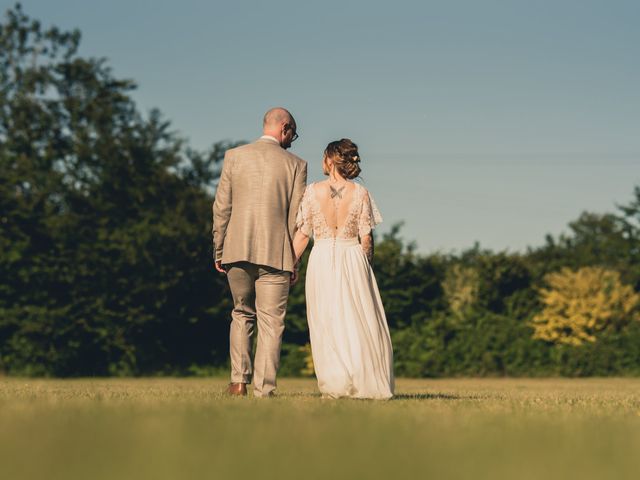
[215,260,227,274]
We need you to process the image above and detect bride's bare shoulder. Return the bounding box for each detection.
[312,180,329,194]
[353,181,369,195]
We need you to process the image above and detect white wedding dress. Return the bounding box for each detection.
[296,182,394,399]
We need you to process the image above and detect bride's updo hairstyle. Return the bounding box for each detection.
[324,138,361,180]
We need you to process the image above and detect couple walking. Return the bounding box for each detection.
[212,108,394,399]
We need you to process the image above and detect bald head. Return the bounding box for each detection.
[262,107,298,149]
[263,107,294,129]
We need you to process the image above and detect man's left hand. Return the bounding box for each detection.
[215,260,227,274]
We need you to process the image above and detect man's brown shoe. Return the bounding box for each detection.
[227,383,247,396]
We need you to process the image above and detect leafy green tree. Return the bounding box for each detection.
[529,212,632,277]
[374,223,447,330]
[616,186,640,289]
[0,4,240,375]
[455,247,533,317]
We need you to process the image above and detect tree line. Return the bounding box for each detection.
[1,5,639,377]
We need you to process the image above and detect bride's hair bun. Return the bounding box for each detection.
[324,138,362,180]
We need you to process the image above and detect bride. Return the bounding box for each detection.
[292,138,394,400]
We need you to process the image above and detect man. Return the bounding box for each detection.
[212,107,307,397]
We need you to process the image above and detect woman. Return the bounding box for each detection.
[293,138,394,399]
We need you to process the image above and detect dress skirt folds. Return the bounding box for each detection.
[305,238,394,399]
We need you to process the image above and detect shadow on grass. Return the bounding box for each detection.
[282,392,479,401]
[392,392,478,401]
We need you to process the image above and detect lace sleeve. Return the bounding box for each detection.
[295,186,313,237]
[358,189,383,238]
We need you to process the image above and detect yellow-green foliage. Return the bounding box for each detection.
[300,343,315,377]
[532,267,640,345]
[442,264,480,317]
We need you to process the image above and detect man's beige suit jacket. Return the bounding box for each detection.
[212,137,307,273]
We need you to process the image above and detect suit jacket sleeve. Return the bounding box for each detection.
[212,151,233,261]
[288,160,308,239]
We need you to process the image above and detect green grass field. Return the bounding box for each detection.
[1,377,639,480]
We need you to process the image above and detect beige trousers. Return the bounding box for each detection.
[226,262,290,397]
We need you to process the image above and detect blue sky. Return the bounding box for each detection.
[11,0,640,252]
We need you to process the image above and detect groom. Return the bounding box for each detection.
[212,107,307,397]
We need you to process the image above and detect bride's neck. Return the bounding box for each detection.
[328,170,347,183]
